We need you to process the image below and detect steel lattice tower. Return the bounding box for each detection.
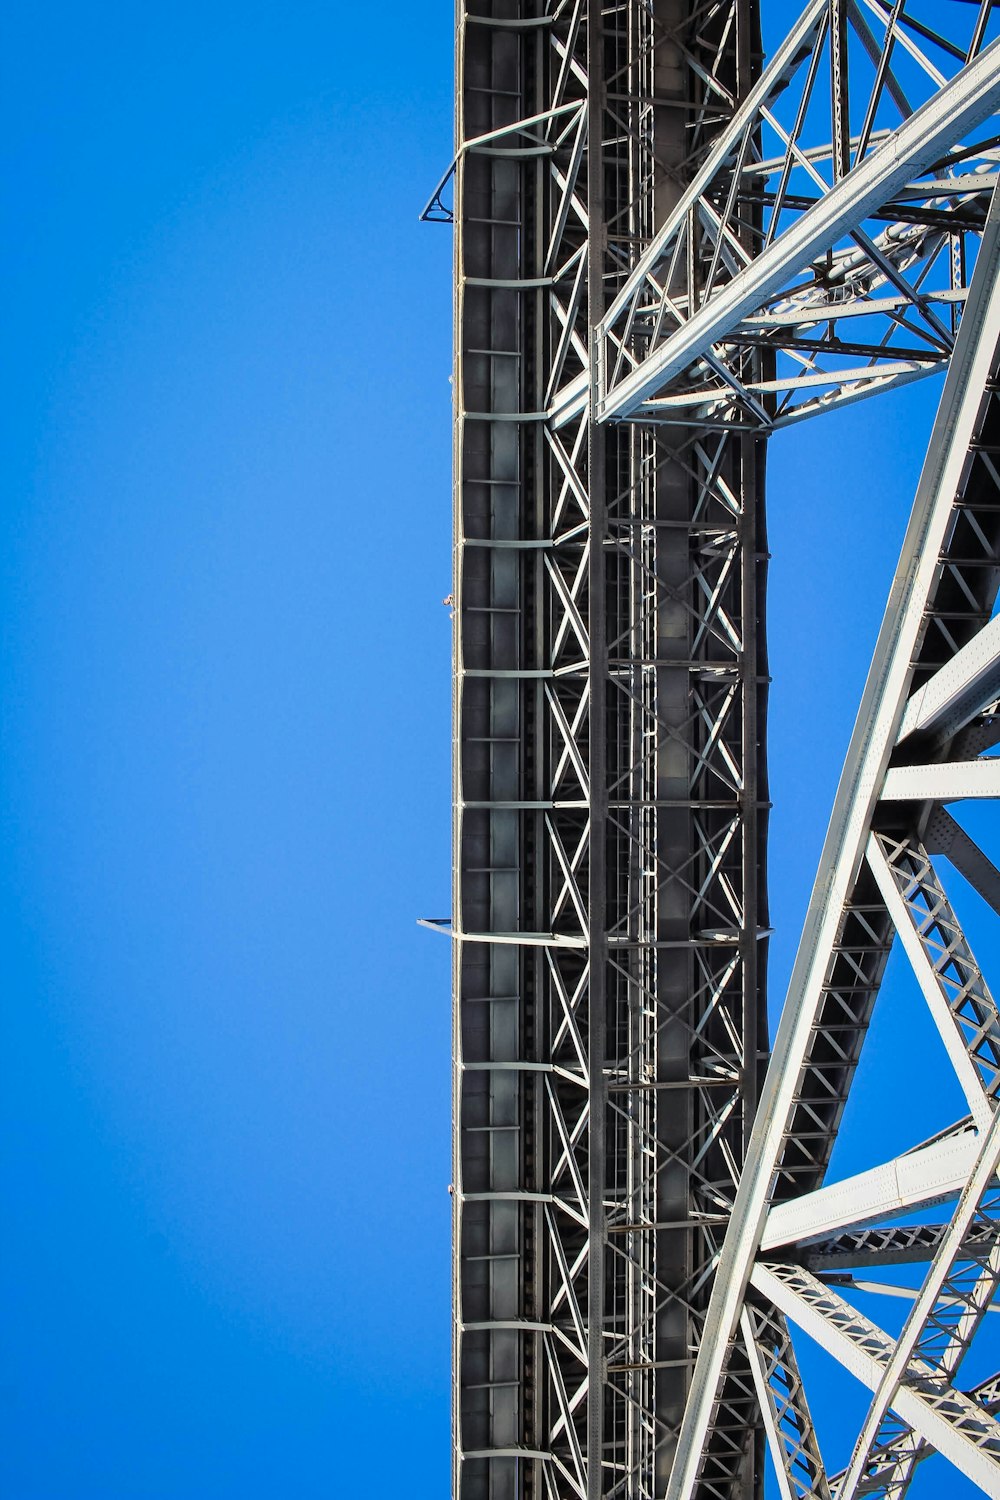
[424,2,1000,1495]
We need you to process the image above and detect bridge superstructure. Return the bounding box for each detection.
[432,2,1000,1495]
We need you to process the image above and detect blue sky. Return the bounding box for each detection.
[2,4,454,1494]
[0,3,985,1497]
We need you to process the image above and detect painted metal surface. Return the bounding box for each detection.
[669,180,1000,1500]
[441,2,1000,1495]
[451,3,767,1495]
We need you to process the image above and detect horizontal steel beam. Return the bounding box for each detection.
[898,614,1000,743]
[759,1126,979,1250]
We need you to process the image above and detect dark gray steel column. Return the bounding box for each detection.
[585,7,607,1495]
[451,4,767,1496]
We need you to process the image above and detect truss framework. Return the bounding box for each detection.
[443,2,1000,1498]
[593,0,1000,430]
[665,172,1000,1500]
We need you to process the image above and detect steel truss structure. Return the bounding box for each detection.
[434,1,1000,1496]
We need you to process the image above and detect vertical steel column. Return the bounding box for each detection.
[585,7,607,1496]
[451,4,765,1497]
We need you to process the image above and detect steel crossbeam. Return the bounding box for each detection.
[740,1302,830,1499]
[753,1261,1000,1493]
[591,2,1000,429]
[443,2,1000,1497]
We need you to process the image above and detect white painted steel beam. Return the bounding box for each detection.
[597,39,1000,422]
[664,185,1000,1500]
[759,1126,980,1251]
[753,1263,1000,1497]
[739,1308,804,1500]
[836,1107,1000,1500]
[898,614,1000,744]
[882,758,1000,802]
[928,808,1000,921]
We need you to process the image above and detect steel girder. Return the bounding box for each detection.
[444,2,1000,1499]
[451,3,767,1497]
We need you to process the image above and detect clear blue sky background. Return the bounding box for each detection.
[0,3,986,1497]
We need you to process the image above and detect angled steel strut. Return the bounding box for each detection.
[441,2,1000,1497]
